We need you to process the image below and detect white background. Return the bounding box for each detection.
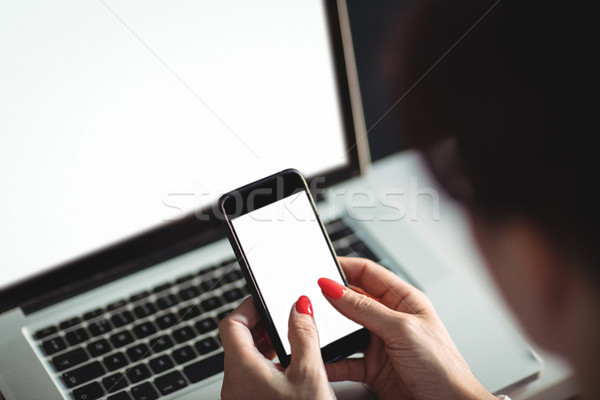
[232,191,361,354]
[0,0,348,288]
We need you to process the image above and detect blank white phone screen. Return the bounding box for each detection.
[231,191,361,355]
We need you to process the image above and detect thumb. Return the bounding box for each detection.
[287,295,323,377]
[318,278,399,340]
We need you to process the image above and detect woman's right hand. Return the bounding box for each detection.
[321,257,497,400]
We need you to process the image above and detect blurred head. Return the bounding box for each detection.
[389,0,599,381]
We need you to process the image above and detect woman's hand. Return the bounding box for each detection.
[219,295,334,400]
[321,257,497,400]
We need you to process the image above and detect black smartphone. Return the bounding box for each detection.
[220,169,369,367]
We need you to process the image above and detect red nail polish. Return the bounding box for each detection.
[296,295,313,316]
[318,278,347,299]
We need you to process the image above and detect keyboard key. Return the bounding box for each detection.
[130,382,158,400]
[149,335,174,353]
[154,370,188,396]
[177,305,200,320]
[211,264,226,272]
[200,278,221,292]
[52,348,89,371]
[83,308,105,320]
[149,354,174,374]
[88,319,112,336]
[175,274,194,284]
[65,327,90,346]
[155,313,177,330]
[335,246,353,256]
[152,283,172,294]
[87,338,112,357]
[108,391,132,400]
[171,345,197,364]
[201,296,222,311]
[340,234,359,247]
[103,372,128,393]
[195,337,220,355]
[103,352,129,371]
[126,363,151,383]
[156,294,178,310]
[217,309,233,321]
[111,310,134,327]
[172,325,196,343]
[133,302,157,319]
[110,330,135,347]
[223,270,243,283]
[132,321,157,340]
[107,299,127,311]
[35,325,57,340]
[221,260,236,269]
[127,343,151,361]
[129,291,150,302]
[195,318,217,334]
[62,361,105,388]
[59,317,82,330]
[178,286,199,300]
[329,227,353,242]
[72,381,104,400]
[325,217,343,227]
[223,288,244,303]
[197,266,212,276]
[42,336,67,355]
[350,241,378,260]
[183,352,224,383]
[218,259,236,268]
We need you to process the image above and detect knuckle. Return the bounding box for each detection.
[391,314,419,339]
[349,292,374,313]
[360,256,379,270]
[290,361,323,383]
[293,320,319,341]
[217,316,236,335]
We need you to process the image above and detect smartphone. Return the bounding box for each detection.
[220,169,369,367]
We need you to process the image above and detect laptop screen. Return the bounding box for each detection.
[0,1,358,290]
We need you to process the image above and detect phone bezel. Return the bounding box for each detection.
[220,168,369,368]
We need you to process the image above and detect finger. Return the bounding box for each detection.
[219,296,263,359]
[253,322,276,360]
[287,296,324,378]
[349,284,380,301]
[324,358,367,382]
[318,277,403,340]
[338,257,429,314]
[219,297,281,400]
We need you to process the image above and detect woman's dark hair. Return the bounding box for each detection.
[390,1,598,270]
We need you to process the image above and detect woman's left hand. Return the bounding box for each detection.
[219,296,335,400]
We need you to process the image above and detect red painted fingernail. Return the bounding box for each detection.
[296,295,313,316]
[318,278,347,299]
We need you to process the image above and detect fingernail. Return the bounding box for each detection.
[318,278,347,299]
[296,295,313,316]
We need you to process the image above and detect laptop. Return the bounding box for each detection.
[0,1,541,399]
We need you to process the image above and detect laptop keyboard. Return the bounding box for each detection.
[32,218,381,400]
